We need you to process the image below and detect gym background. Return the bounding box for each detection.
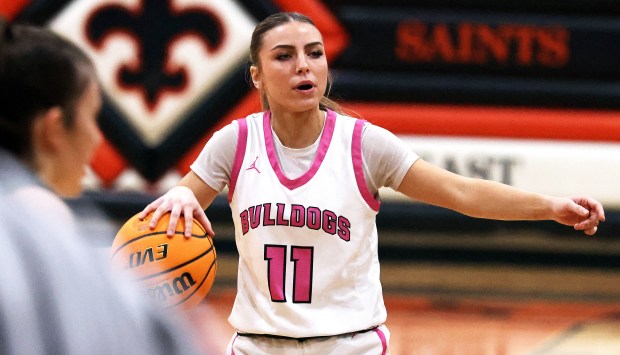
[2,0,620,297]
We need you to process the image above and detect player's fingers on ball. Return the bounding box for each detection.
[139,200,159,220]
[206,220,215,237]
[184,207,194,238]
[137,208,148,220]
[167,206,182,237]
[197,214,214,237]
[149,207,166,229]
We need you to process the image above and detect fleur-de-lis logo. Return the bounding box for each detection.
[85,0,224,111]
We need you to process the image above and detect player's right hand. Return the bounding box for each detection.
[138,186,214,238]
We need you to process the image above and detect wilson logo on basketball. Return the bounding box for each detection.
[128,243,169,269]
[148,272,197,304]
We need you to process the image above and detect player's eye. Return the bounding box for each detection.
[309,50,324,58]
[275,53,291,61]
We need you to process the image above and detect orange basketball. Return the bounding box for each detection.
[111,211,216,309]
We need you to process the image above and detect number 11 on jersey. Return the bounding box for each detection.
[264,244,314,303]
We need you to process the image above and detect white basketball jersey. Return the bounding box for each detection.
[228,110,385,338]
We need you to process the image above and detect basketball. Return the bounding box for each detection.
[110,211,216,309]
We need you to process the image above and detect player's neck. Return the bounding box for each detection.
[270,109,325,149]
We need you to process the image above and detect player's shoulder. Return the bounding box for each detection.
[331,110,365,130]
[334,112,399,145]
[332,109,373,126]
[216,111,265,138]
[240,111,265,124]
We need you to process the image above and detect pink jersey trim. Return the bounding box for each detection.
[373,327,388,355]
[228,118,248,202]
[263,109,336,190]
[230,333,239,355]
[352,120,380,211]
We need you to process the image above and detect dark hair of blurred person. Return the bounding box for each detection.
[0,18,205,355]
[0,17,100,198]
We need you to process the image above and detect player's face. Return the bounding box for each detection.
[252,21,328,113]
[54,78,103,197]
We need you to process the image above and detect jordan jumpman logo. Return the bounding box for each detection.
[246,156,261,173]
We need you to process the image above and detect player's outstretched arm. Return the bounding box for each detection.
[397,159,605,235]
[139,171,218,237]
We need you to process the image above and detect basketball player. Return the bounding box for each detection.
[0,20,203,354]
[140,12,605,354]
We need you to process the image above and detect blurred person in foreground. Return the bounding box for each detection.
[0,19,204,354]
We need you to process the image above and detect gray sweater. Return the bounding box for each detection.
[0,149,204,355]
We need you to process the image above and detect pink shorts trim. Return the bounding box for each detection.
[373,327,388,355]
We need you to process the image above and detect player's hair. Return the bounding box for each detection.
[0,18,95,159]
[249,12,342,114]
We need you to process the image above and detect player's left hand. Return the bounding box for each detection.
[551,196,605,235]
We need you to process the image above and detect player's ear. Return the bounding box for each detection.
[33,106,65,151]
[250,65,261,89]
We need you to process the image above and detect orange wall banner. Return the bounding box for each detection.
[344,102,620,142]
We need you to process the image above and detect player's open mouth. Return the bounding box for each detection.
[295,81,315,92]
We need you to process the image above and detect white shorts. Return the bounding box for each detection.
[226,325,390,355]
